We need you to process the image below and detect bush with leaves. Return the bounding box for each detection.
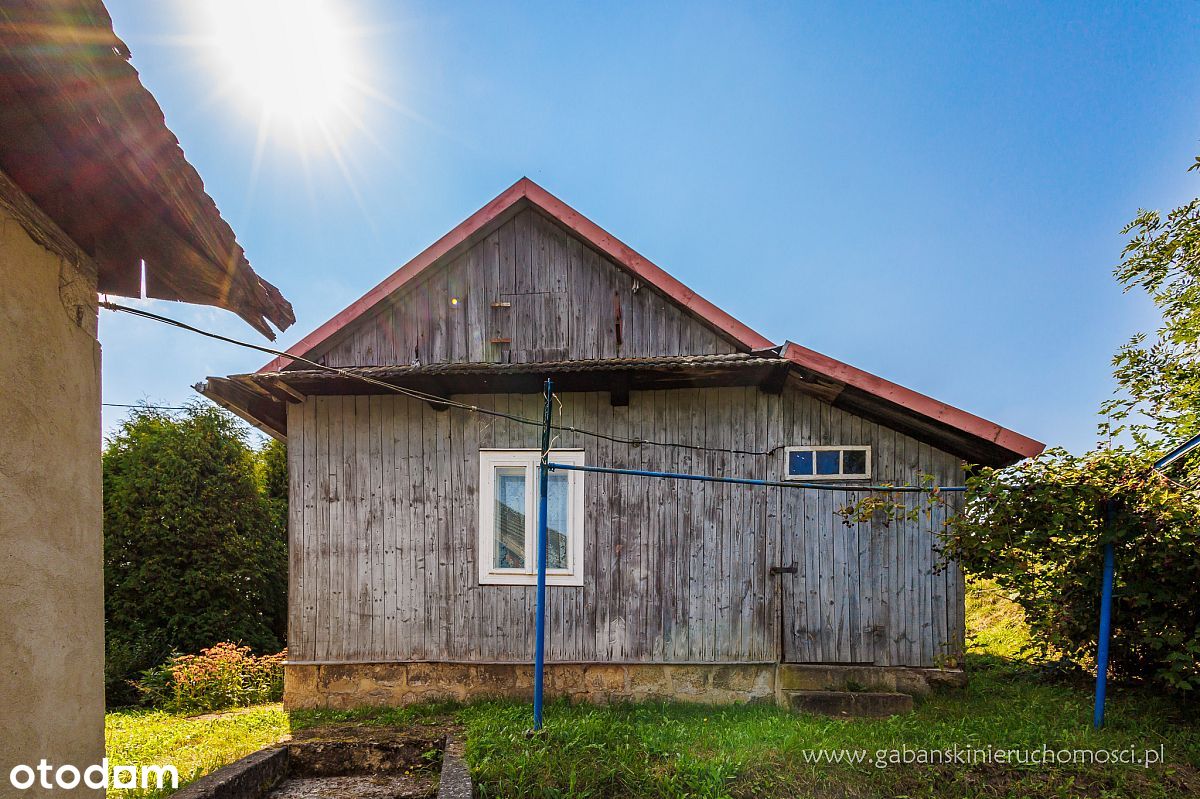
[134,642,285,713]
[103,404,287,705]
[942,447,1200,693]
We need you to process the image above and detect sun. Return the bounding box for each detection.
[195,0,365,148]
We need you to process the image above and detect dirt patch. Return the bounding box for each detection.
[266,774,436,799]
[286,727,444,779]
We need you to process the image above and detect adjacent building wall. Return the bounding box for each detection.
[0,195,103,796]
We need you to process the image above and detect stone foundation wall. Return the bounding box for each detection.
[285,662,777,710]
[284,661,967,711]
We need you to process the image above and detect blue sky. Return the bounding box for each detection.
[100,1,1200,453]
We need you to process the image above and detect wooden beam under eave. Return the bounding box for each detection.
[195,377,286,440]
[609,373,630,407]
[264,376,306,403]
[756,363,790,395]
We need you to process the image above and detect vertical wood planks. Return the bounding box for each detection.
[311,208,739,369]
[290,386,966,669]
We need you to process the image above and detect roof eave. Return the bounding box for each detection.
[781,341,1045,466]
[0,0,294,339]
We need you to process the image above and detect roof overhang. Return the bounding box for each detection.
[201,345,1045,466]
[198,354,792,437]
[781,341,1044,466]
[0,0,293,338]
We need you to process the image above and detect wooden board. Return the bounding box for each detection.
[287,384,965,667]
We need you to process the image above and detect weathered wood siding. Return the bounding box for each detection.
[307,209,738,368]
[287,385,965,667]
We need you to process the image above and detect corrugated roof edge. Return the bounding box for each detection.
[0,0,294,339]
[781,341,1045,461]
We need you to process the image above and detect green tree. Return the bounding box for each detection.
[255,436,289,643]
[103,404,287,704]
[1103,155,1200,448]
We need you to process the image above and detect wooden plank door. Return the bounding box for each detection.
[780,505,879,664]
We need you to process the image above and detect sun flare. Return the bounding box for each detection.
[196,0,364,147]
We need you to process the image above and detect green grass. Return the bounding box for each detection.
[965,577,1033,660]
[105,704,288,798]
[453,666,1199,799]
[444,579,1199,798]
[105,582,1200,798]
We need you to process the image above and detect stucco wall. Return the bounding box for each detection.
[0,206,103,796]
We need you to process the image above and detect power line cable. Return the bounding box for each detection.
[101,301,964,493]
[103,402,189,410]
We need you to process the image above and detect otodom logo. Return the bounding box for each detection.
[8,759,178,791]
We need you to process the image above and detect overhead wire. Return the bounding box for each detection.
[99,301,963,492]
[100,301,778,456]
[103,402,189,410]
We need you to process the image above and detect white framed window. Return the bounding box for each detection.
[478,449,585,586]
[783,445,871,481]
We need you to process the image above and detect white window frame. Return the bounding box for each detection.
[782,445,872,481]
[478,449,585,586]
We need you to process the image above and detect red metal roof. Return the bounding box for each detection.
[258,178,1043,463]
[782,341,1044,460]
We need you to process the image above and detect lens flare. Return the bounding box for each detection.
[197,0,364,148]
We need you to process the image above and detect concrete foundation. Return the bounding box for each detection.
[285,662,778,709]
[776,663,967,696]
[284,661,964,711]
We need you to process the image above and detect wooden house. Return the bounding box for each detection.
[202,179,1043,710]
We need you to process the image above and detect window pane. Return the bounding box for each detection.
[494,467,526,569]
[788,450,814,476]
[816,450,841,475]
[842,449,867,475]
[546,472,569,569]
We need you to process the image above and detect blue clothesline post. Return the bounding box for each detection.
[1093,500,1116,730]
[532,378,553,731]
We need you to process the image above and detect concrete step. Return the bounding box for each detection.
[784,689,913,718]
[777,664,966,696]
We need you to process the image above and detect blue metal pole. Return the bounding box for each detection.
[1154,432,1200,471]
[1093,501,1116,730]
[533,378,553,731]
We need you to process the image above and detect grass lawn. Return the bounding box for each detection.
[105,705,288,798]
[106,582,1200,798]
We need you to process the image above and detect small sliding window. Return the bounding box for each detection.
[783,446,871,481]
